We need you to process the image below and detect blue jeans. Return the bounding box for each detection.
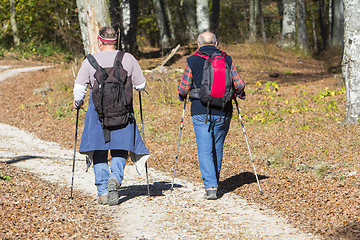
[93,150,127,196]
[192,114,231,189]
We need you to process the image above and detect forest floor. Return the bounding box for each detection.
[0,43,359,239]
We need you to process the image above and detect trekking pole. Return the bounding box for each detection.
[171,98,187,191]
[69,106,80,200]
[234,99,263,194]
[139,91,150,196]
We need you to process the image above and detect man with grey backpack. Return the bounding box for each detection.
[73,26,149,205]
[178,32,245,200]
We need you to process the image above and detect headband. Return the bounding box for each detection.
[97,34,117,43]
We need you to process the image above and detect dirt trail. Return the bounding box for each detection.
[0,65,321,239]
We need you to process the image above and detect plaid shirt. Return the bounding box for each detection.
[178,62,245,97]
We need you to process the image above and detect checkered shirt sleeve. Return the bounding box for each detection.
[231,63,245,95]
[178,63,192,96]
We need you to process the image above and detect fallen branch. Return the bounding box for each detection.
[159,44,181,68]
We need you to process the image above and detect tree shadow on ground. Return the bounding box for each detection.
[217,172,269,198]
[2,155,73,164]
[116,181,182,205]
[264,72,336,86]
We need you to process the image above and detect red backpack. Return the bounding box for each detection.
[189,51,234,117]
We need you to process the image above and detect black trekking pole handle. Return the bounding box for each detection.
[171,98,187,191]
[70,107,80,200]
[139,91,150,196]
[234,99,263,194]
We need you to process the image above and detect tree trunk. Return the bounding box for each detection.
[210,0,220,34]
[249,0,257,43]
[119,0,138,52]
[328,0,332,41]
[153,0,171,48]
[10,0,20,47]
[182,0,198,42]
[109,0,121,34]
[281,0,297,48]
[196,0,210,33]
[317,0,327,49]
[76,0,111,54]
[309,1,318,51]
[120,0,131,51]
[173,0,187,43]
[278,0,283,33]
[296,0,308,54]
[258,0,266,42]
[109,0,122,50]
[128,0,138,53]
[330,0,344,49]
[164,0,175,39]
[342,0,360,124]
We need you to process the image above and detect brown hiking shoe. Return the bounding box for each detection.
[98,194,108,205]
[107,178,119,206]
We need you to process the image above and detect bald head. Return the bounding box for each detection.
[197,32,217,47]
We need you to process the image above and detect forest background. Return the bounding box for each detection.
[0,0,344,57]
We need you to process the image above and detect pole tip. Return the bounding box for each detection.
[260,190,263,195]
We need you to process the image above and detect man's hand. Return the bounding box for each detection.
[73,100,84,109]
[237,90,246,100]
[178,93,185,102]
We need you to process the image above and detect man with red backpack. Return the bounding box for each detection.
[178,32,245,200]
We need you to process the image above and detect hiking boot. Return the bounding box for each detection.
[98,194,108,205]
[107,178,119,206]
[204,188,217,200]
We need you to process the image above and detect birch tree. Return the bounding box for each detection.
[76,0,111,54]
[281,0,297,48]
[296,0,308,54]
[342,0,360,124]
[10,0,20,47]
[121,0,131,50]
[249,0,257,43]
[330,0,344,49]
[196,0,210,33]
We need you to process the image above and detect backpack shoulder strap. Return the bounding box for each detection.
[194,51,210,60]
[114,51,126,66]
[85,54,99,70]
[219,51,232,69]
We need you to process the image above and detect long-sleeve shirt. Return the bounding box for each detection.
[178,45,245,116]
[73,50,146,101]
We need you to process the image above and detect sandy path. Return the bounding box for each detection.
[0,65,321,239]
